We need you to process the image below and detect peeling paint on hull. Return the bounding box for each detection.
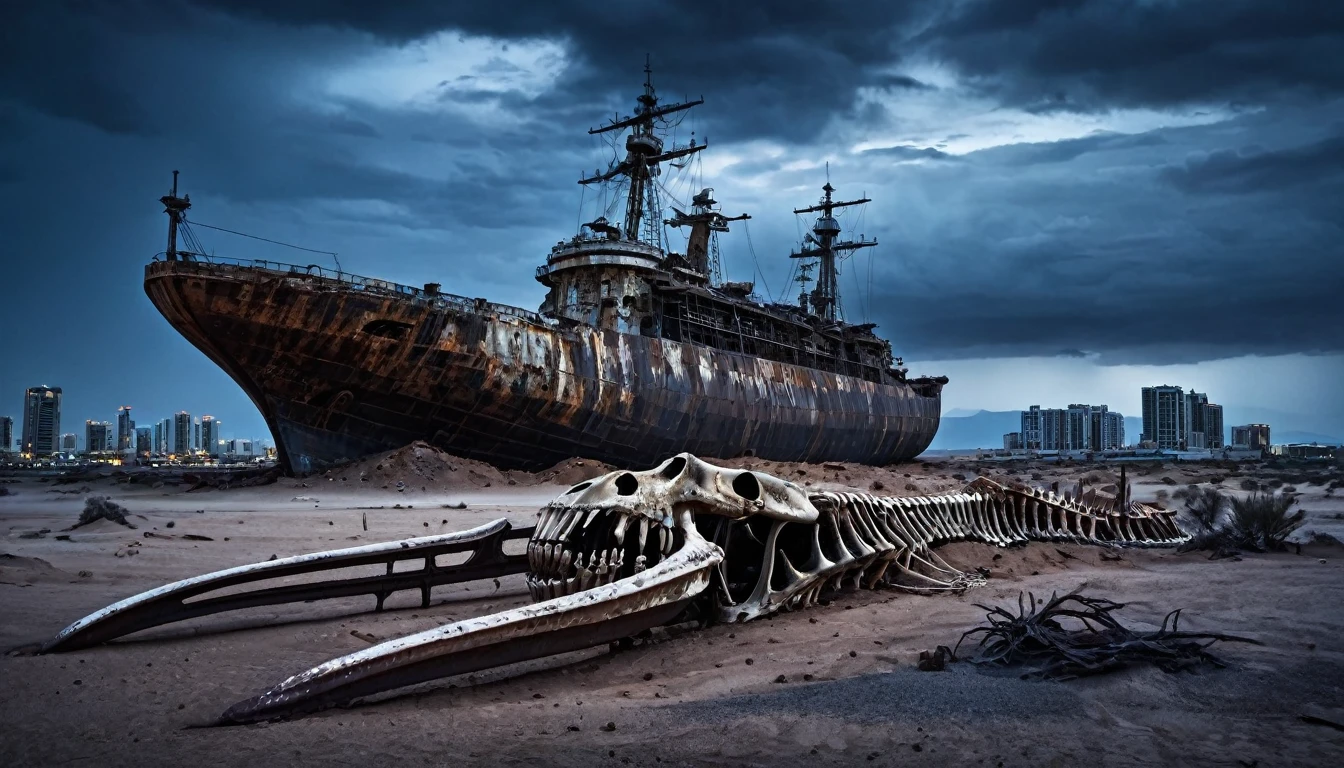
[145,261,942,473]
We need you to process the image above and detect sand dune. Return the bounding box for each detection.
[1,455,1341,766]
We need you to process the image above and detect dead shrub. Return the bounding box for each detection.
[74,496,135,529]
[1183,486,1227,533]
[1226,493,1304,552]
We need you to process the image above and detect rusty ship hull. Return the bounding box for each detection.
[146,258,942,473]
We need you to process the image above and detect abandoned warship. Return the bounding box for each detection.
[144,66,947,473]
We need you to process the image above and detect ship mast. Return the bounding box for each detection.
[581,57,708,244]
[161,170,191,262]
[790,179,876,322]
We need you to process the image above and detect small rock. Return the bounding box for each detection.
[642,672,654,681]
[744,658,754,665]
[601,722,616,732]
[773,675,788,684]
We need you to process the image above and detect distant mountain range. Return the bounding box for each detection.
[928,410,1343,451]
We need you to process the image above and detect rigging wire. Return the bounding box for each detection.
[742,220,773,302]
[184,218,340,262]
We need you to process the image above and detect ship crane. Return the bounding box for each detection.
[790,182,877,322]
[663,188,750,284]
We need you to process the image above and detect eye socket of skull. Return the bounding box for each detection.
[679,455,819,523]
[547,454,818,524]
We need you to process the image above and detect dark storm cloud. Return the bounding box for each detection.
[921,0,1344,112]
[185,0,930,143]
[977,131,1168,166]
[1160,135,1344,194]
[0,0,1341,430]
[0,4,157,135]
[861,145,952,161]
[844,111,1344,364]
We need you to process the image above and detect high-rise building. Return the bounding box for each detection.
[1003,432,1023,450]
[1204,404,1224,449]
[200,416,219,457]
[1021,406,1043,450]
[158,417,173,454]
[1141,386,1185,450]
[117,406,134,452]
[1020,404,1125,451]
[60,432,78,452]
[1184,391,1208,448]
[0,415,12,453]
[193,418,202,452]
[86,420,112,454]
[1102,410,1125,449]
[22,386,62,456]
[1232,424,1271,451]
[173,412,192,455]
[135,426,152,456]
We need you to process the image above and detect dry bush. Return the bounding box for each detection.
[1184,486,1228,533]
[74,496,135,529]
[1226,493,1304,551]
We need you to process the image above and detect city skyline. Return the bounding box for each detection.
[1,386,270,455]
[1,2,1341,452]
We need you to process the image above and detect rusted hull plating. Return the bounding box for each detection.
[144,261,943,473]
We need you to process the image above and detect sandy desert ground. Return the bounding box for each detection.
[2,448,1342,767]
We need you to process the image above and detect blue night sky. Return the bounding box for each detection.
[2,1,1342,446]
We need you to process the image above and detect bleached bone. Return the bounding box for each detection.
[42,455,1188,723]
[42,518,532,653]
[219,514,720,724]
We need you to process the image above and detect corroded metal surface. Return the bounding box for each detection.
[145,259,943,473]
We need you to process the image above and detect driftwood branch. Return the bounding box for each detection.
[953,592,1261,680]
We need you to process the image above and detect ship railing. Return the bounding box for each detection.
[148,253,552,325]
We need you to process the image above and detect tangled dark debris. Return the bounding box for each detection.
[72,496,136,529]
[952,592,1261,680]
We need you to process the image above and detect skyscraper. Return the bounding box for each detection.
[117,406,134,452]
[158,417,172,454]
[173,412,192,455]
[86,420,112,454]
[1020,404,1125,451]
[1021,406,1043,450]
[21,386,62,456]
[0,415,12,454]
[1184,391,1209,449]
[135,427,152,457]
[1205,403,1225,449]
[201,416,219,457]
[193,418,202,452]
[1141,386,1185,450]
[60,433,78,452]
